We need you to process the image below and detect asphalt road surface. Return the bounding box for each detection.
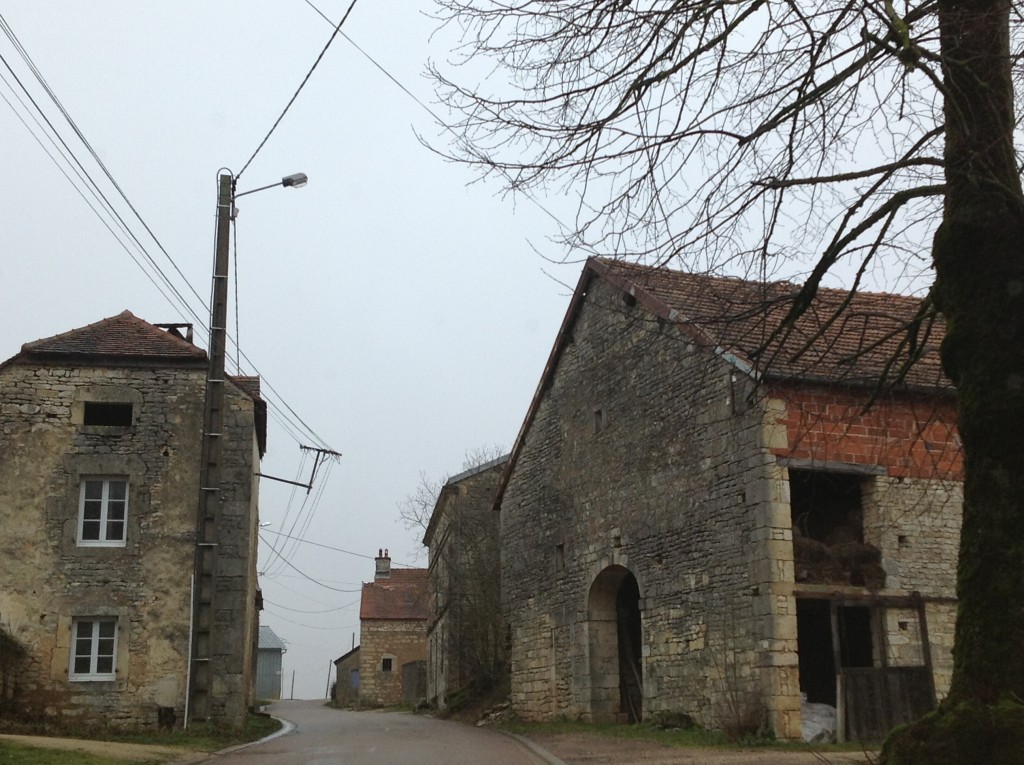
[204,699,556,765]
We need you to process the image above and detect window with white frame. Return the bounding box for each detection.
[78,478,128,546]
[70,618,117,680]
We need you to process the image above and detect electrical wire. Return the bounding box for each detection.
[261,528,414,567]
[301,0,571,234]
[259,533,364,592]
[0,16,337,457]
[263,608,358,631]
[0,15,211,331]
[264,597,360,614]
[237,0,360,181]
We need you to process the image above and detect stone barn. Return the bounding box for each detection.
[495,258,961,741]
[423,455,507,710]
[0,312,264,728]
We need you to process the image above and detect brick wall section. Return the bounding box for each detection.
[769,384,962,480]
[766,384,961,695]
[0,362,259,728]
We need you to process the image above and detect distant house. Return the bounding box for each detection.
[423,456,507,710]
[333,645,360,707]
[0,311,265,728]
[256,626,286,701]
[496,259,961,741]
[358,550,428,707]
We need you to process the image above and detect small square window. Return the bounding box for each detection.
[78,478,128,546]
[70,618,118,680]
[83,402,133,427]
[381,657,393,672]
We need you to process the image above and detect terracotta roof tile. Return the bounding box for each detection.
[16,310,206,363]
[594,259,949,391]
[359,569,429,621]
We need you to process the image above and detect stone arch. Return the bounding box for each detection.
[587,565,643,723]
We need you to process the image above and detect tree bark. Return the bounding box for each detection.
[931,0,1024,705]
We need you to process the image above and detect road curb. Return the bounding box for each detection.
[185,716,295,763]
[502,731,569,765]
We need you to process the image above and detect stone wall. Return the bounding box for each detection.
[500,274,962,740]
[501,275,770,728]
[359,619,427,707]
[425,462,504,710]
[0,361,258,728]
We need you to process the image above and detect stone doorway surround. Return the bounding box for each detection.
[587,565,643,722]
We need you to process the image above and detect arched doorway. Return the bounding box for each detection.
[587,566,643,722]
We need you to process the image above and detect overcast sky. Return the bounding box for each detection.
[0,1,584,699]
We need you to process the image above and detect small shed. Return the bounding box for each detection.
[256,626,286,701]
[334,645,361,707]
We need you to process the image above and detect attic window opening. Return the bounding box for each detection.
[83,402,133,427]
[790,469,884,589]
[622,292,637,308]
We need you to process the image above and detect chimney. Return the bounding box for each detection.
[375,548,391,580]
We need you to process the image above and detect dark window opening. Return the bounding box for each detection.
[381,657,392,672]
[84,402,133,427]
[790,470,863,543]
[797,600,874,705]
[790,470,884,588]
[555,543,566,572]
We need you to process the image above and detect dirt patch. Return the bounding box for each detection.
[524,732,874,765]
[0,733,205,763]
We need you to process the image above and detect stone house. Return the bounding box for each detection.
[423,455,507,710]
[0,311,265,728]
[358,550,428,707]
[496,258,961,741]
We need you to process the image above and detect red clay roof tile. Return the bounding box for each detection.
[593,259,948,391]
[17,310,207,363]
[359,569,429,621]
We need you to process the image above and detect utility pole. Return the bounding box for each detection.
[188,172,233,723]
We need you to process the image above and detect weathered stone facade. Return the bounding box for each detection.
[497,260,961,740]
[0,312,262,728]
[423,457,506,710]
[358,553,428,707]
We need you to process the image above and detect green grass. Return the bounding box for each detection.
[105,712,281,749]
[0,740,163,765]
[496,718,874,753]
[0,711,280,756]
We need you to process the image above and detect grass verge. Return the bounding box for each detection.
[495,718,873,754]
[0,740,165,765]
[0,711,280,758]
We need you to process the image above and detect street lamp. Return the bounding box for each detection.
[187,169,306,726]
[233,172,309,199]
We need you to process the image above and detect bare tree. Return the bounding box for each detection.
[431,1,1024,757]
[398,445,506,537]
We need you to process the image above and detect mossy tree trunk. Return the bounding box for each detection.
[882,0,1024,759]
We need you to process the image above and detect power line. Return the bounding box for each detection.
[0,13,338,458]
[237,0,360,180]
[259,532,364,592]
[264,597,360,614]
[301,0,572,235]
[262,528,378,562]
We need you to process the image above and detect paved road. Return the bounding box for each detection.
[202,700,557,765]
